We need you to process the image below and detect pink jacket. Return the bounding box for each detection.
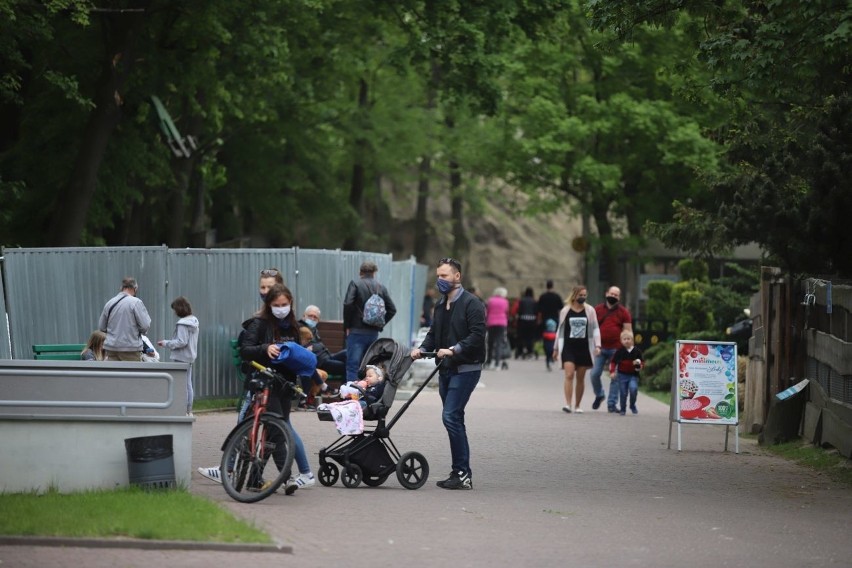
[486,296,510,327]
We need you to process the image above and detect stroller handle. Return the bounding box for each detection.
[417,351,438,358]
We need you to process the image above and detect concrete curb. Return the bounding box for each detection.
[0,535,292,554]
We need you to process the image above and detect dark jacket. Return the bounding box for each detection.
[419,289,486,369]
[238,316,300,379]
[343,276,397,333]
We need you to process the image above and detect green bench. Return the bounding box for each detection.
[32,344,86,361]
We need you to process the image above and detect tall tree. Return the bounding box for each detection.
[488,4,722,280]
[589,0,852,276]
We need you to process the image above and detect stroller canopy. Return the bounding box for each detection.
[360,338,414,387]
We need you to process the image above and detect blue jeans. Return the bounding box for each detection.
[346,330,378,380]
[438,369,480,477]
[617,372,638,412]
[290,423,310,474]
[590,347,616,400]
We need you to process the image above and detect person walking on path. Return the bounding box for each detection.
[411,257,486,490]
[238,283,316,493]
[514,287,538,359]
[485,286,510,370]
[158,296,199,415]
[98,277,151,362]
[537,279,563,371]
[588,286,633,412]
[343,261,397,380]
[609,330,644,415]
[536,279,563,328]
[554,285,601,413]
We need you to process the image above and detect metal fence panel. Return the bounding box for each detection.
[0,256,10,359]
[4,247,168,360]
[1,247,425,399]
[292,249,347,321]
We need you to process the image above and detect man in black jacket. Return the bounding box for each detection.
[411,257,486,490]
[343,261,396,380]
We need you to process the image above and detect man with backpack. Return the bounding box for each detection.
[343,261,397,380]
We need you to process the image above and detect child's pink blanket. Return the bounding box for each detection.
[317,400,364,435]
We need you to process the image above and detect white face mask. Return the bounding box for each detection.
[271,306,291,319]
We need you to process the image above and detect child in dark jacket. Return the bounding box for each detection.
[609,330,644,415]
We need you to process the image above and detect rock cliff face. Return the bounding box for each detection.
[386,182,585,301]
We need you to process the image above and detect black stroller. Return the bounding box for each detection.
[316,338,438,489]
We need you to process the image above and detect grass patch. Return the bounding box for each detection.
[0,487,271,543]
[761,441,852,487]
[194,397,240,412]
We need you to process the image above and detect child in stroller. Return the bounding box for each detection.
[315,338,435,490]
[339,364,385,408]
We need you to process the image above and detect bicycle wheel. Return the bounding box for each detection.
[220,415,295,503]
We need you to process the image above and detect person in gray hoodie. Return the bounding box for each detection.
[98,277,152,361]
[158,296,200,415]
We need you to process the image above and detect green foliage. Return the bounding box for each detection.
[677,258,708,283]
[669,280,705,332]
[676,291,715,337]
[589,0,852,277]
[645,279,673,325]
[642,340,675,391]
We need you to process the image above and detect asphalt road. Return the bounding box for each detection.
[3,357,850,567]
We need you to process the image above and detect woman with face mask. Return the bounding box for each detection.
[554,285,601,414]
[236,283,317,493]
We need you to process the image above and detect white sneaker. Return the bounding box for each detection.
[575,407,584,414]
[562,406,572,413]
[284,472,316,495]
[293,472,316,489]
[197,466,223,484]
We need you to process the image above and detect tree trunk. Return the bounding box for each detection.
[446,117,470,282]
[343,77,369,250]
[414,156,431,261]
[166,109,203,247]
[591,201,617,288]
[413,56,440,262]
[49,8,146,246]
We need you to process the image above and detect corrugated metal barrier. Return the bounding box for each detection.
[0,247,428,399]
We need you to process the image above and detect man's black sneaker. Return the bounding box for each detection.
[592,395,605,410]
[437,470,472,490]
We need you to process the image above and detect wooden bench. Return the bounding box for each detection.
[316,320,345,354]
[32,344,86,361]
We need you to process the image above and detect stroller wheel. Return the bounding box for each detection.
[396,451,429,490]
[318,463,339,487]
[341,464,363,488]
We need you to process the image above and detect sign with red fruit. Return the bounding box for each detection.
[673,341,737,424]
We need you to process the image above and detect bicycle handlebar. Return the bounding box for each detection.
[248,360,305,397]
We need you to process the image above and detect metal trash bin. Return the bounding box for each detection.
[124,434,176,490]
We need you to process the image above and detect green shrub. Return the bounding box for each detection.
[669,280,707,331]
[643,341,675,391]
[646,280,674,324]
[678,258,709,283]
[676,291,715,337]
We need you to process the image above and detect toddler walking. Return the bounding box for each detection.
[608,330,643,415]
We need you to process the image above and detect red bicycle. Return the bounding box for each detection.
[219,361,300,503]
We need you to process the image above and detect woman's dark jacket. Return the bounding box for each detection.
[238,315,302,418]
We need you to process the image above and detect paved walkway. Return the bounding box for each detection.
[2,358,850,567]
